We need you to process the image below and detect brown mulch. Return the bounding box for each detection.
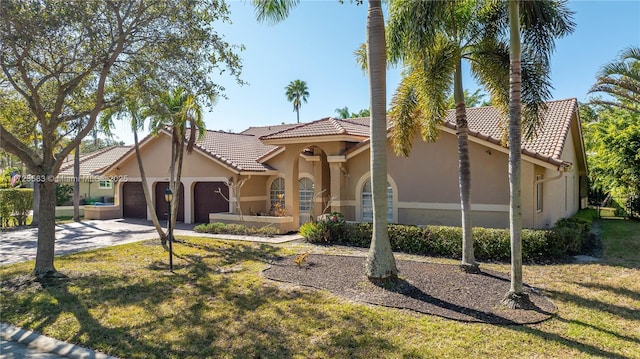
[263,254,556,325]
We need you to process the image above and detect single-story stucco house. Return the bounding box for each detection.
[57,145,132,203]
[100,98,587,232]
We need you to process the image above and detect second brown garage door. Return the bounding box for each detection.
[122,182,146,218]
[194,182,229,224]
[155,182,184,222]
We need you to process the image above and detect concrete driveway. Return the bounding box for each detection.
[0,218,301,266]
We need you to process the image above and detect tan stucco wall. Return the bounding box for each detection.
[344,132,513,228]
[110,134,235,179]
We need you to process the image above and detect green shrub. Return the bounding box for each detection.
[55,183,73,206]
[299,210,596,262]
[0,188,33,227]
[193,222,277,237]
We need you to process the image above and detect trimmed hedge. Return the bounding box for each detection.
[194,222,279,237]
[0,188,33,227]
[300,209,597,262]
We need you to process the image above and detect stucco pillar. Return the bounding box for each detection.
[284,145,302,228]
[182,178,194,224]
[312,155,324,220]
[328,162,343,214]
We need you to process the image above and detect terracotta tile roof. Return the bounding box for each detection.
[343,99,578,167]
[192,130,277,172]
[58,146,132,177]
[240,123,300,137]
[259,117,371,140]
[442,98,577,166]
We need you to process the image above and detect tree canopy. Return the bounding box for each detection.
[0,0,243,276]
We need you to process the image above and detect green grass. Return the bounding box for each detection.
[1,219,639,358]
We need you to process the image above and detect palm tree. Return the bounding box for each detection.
[285,79,309,123]
[255,0,397,280]
[589,46,640,115]
[101,98,168,242]
[335,106,351,119]
[149,88,206,235]
[386,0,574,274]
[501,0,529,310]
[366,0,398,280]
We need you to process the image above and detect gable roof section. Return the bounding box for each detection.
[101,129,278,175]
[193,129,277,172]
[442,98,577,166]
[343,98,579,169]
[58,146,132,177]
[241,123,300,137]
[259,117,370,142]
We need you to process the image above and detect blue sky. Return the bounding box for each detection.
[113,0,640,144]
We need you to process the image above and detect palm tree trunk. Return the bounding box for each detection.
[502,0,533,309]
[296,109,300,124]
[365,0,397,280]
[133,124,167,241]
[453,61,478,273]
[73,144,80,221]
[172,132,185,231]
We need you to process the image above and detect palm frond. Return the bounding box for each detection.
[389,74,422,157]
[589,46,640,115]
[252,0,299,25]
[387,0,449,63]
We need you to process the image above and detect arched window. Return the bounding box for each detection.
[362,179,393,222]
[299,178,314,212]
[270,177,285,210]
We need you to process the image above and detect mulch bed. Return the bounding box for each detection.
[263,254,556,325]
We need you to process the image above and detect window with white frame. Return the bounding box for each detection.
[536,175,543,212]
[270,177,285,210]
[99,180,113,189]
[362,179,393,222]
[299,178,314,212]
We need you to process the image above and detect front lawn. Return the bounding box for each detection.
[0,218,638,358]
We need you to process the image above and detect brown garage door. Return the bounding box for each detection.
[122,182,146,218]
[194,182,229,224]
[155,182,184,222]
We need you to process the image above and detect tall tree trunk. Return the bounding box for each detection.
[31,182,39,226]
[502,0,533,309]
[164,131,177,245]
[365,0,398,280]
[296,109,300,124]
[73,145,80,221]
[172,134,185,230]
[454,61,478,273]
[134,125,167,241]
[34,178,57,276]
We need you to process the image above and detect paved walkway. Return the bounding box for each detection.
[0,219,302,358]
[0,218,302,265]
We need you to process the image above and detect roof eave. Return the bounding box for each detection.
[261,135,367,145]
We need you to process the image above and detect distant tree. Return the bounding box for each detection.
[335,106,351,119]
[581,104,640,216]
[335,106,370,119]
[285,79,309,123]
[445,89,490,109]
[353,108,371,117]
[0,0,242,277]
[589,47,640,115]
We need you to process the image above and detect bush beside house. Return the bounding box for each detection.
[299,209,598,262]
[194,222,279,237]
[0,188,33,227]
